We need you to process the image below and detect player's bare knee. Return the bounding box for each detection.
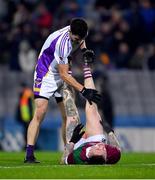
[33,107,47,124]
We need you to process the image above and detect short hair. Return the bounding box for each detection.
[70,18,88,39]
[88,155,105,165]
[105,144,121,164]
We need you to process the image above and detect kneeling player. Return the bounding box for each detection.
[63,58,121,165]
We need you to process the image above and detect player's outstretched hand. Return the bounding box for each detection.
[82,48,95,64]
[81,87,101,105]
[100,119,114,134]
[70,123,85,144]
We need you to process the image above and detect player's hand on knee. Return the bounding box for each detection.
[69,123,85,144]
[81,87,101,105]
[82,48,95,64]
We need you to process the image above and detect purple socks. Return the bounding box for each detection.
[26,145,34,158]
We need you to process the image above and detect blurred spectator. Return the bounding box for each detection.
[32,2,53,29]
[99,53,111,68]
[138,0,155,42]
[0,0,155,71]
[100,20,114,53]
[94,0,115,10]
[0,0,7,20]
[129,45,146,69]
[115,42,131,68]
[147,44,155,70]
[95,71,114,128]
[18,40,37,74]
[8,26,23,71]
[116,19,134,50]
[16,83,34,148]
[21,22,41,50]
[0,21,10,65]
[12,3,30,26]
[54,0,83,29]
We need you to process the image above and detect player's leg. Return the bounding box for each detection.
[83,65,104,137]
[25,98,48,162]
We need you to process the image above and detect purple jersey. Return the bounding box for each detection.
[33,26,72,97]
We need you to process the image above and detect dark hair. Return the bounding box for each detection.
[70,18,88,39]
[88,155,105,165]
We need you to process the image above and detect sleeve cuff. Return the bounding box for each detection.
[86,147,91,158]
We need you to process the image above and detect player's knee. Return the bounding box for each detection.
[33,107,47,123]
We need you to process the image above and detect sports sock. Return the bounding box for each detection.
[83,65,92,79]
[26,145,34,158]
[68,69,72,75]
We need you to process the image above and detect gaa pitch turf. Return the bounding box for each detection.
[0,151,155,179]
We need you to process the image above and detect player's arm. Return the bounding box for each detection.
[64,142,75,164]
[64,123,85,164]
[56,39,101,104]
[56,36,83,92]
[108,132,121,151]
[58,64,84,91]
[100,119,121,150]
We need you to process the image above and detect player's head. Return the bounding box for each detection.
[70,18,88,42]
[88,143,121,164]
[105,144,121,164]
[87,143,107,164]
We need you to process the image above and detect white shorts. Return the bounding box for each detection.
[74,134,107,150]
[33,71,64,99]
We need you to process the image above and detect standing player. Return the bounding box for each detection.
[63,58,121,165]
[24,18,101,163]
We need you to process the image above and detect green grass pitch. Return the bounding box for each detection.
[0,151,155,179]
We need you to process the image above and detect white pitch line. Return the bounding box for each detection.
[0,163,155,169]
[0,165,55,169]
[118,163,155,166]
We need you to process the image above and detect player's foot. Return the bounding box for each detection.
[60,147,68,165]
[24,156,40,163]
[60,152,65,165]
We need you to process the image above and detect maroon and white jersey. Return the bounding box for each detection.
[66,141,100,164]
[65,134,121,165]
[66,134,107,164]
